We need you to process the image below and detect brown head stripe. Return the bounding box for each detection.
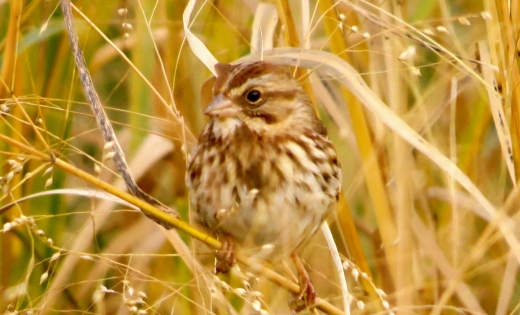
[213,61,291,95]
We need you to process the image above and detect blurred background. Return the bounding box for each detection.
[0,0,519,314]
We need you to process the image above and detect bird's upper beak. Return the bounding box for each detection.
[204,94,241,117]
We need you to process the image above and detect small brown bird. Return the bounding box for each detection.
[186,61,341,307]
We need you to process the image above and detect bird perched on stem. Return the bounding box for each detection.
[187,60,341,310]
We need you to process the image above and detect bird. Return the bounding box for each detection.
[186,60,341,309]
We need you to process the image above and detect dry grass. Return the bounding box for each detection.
[1,0,519,314]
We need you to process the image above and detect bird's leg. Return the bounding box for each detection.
[215,234,236,274]
[289,252,317,312]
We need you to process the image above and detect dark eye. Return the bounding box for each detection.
[245,89,262,104]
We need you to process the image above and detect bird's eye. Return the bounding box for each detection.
[245,89,262,104]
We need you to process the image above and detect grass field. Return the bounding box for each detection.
[1,0,519,314]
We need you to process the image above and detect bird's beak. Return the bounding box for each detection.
[204,94,241,117]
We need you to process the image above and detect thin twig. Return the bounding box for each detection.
[59,0,179,226]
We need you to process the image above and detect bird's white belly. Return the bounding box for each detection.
[205,174,331,260]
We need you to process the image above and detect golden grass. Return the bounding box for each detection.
[1,0,519,314]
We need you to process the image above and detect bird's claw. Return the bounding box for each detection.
[289,252,318,312]
[215,236,236,274]
[289,271,317,312]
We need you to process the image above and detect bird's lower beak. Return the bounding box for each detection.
[204,94,241,117]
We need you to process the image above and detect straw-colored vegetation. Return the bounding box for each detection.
[1,0,519,314]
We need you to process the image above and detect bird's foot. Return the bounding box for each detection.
[215,235,236,274]
[289,252,317,312]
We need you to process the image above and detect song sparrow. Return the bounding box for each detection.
[187,61,341,307]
